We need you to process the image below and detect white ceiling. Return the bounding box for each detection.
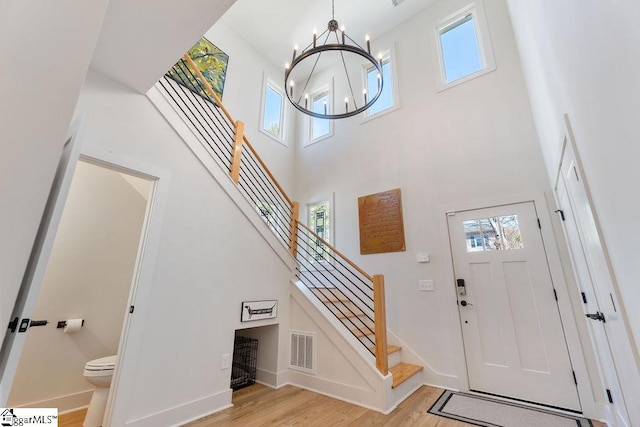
[90,0,237,93]
[88,0,440,94]
[219,0,440,68]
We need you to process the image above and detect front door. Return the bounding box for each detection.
[448,201,580,411]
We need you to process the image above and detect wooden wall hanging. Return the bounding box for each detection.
[358,188,406,254]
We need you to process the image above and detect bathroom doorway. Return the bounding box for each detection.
[5,158,154,414]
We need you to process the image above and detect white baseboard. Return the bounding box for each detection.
[255,368,291,389]
[17,389,93,413]
[288,370,382,410]
[124,389,232,427]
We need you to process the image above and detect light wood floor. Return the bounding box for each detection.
[59,384,607,427]
[59,408,87,426]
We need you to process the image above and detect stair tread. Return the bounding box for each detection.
[369,344,402,355]
[310,288,348,301]
[390,363,423,389]
[349,327,374,338]
[336,311,366,319]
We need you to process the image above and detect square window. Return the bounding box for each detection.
[366,58,393,116]
[260,79,285,143]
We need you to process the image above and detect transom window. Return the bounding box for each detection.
[366,57,393,117]
[439,14,482,83]
[311,91,331,141]
[435,1,495,89]
[463,215,523,252]
[260,80,285,143]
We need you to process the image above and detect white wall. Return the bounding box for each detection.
[74,71,293,426]
[0,0,109,346]
[204,20,296,194]
[7,162,150,411]
[505,0,640,360]
[292,0,550,384]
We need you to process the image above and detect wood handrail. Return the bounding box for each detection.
[182,54,293,209]
[373,275,389,376]
[243,135,293,207]
[182,54,237,127]
[295,220,374,282]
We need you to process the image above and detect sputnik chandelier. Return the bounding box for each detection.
[284,0,384,119]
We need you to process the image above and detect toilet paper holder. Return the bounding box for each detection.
[56,319,85,329]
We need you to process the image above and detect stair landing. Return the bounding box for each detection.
[390,362,423,389]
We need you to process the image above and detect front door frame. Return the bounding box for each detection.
[439,191,597,418]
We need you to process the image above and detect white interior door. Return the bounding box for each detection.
[0,117,85,405]
[555,137,637,426]
[448,201,581,411]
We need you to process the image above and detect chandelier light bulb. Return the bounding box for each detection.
[313,29,317,47]
[323,100,327,114]
[365,34,371,53]
[304,93,309,108]
[341,25,346,44]
[285,62,290,70]
[289,80,294,97]
[363,88,368,104]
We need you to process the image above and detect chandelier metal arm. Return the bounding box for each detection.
[284,0,385,120]
[285,44,384,120]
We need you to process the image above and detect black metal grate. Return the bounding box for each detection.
[294,223,376,354]
[231,336,258,390]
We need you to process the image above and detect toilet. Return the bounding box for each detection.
[83,355,117,427]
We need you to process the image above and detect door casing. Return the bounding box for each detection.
[438,191,598,418]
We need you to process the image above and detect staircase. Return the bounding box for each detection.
[151,54,423,411]
[310,286,422,390]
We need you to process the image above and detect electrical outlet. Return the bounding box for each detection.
[419,280,434,291]
[221,353,230,370]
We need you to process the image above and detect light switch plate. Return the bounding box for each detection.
[417,252,430,263]
[419,280,434,291]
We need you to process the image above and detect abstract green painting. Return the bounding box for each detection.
[169,37,229,101]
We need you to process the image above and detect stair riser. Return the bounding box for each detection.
[388,351,402,367]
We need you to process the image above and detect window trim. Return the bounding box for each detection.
[360,45,400,123]
[434,0,496,92]
[259,74,286,145]
[304,80,335,147]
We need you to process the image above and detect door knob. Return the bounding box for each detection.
[460,300,473,307]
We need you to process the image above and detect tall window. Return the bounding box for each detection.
[308,201,331,263]
[261,81,285,142]
[366,57,393,116]
[435,1,495,88]
[311,91,331,141]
